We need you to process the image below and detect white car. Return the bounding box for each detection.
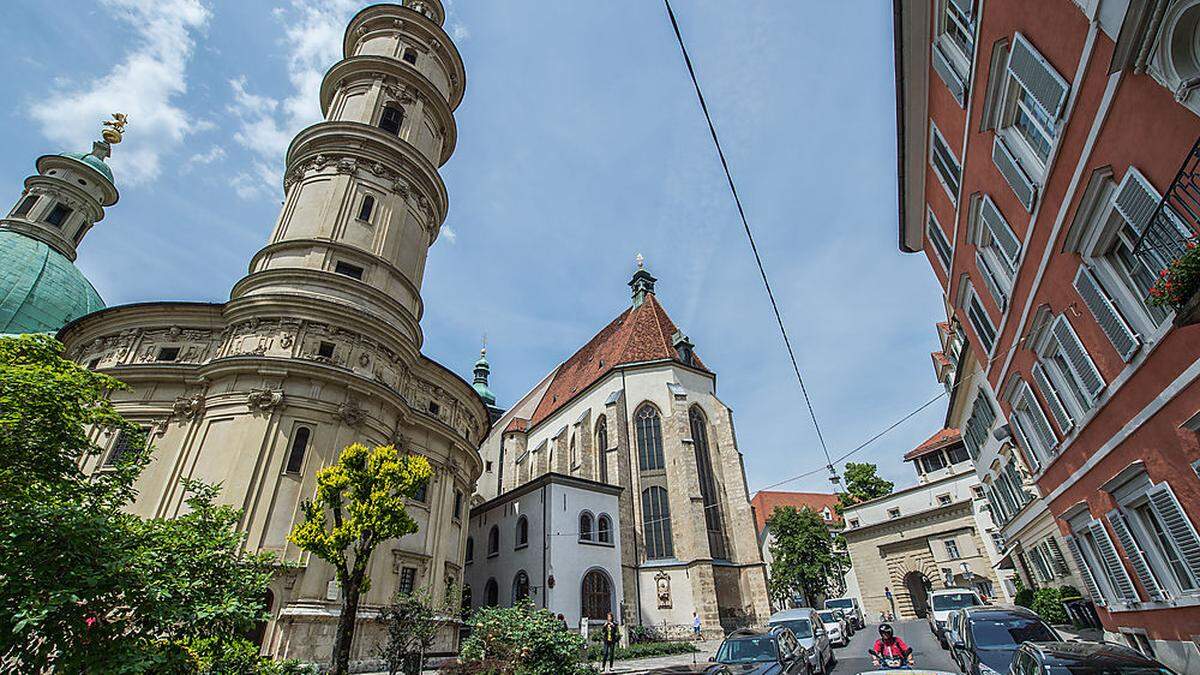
[926,588,983,648]
[823,596,864,629]
[815,609,847,647]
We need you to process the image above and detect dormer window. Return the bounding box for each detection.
[45,203,72,228]
[380,105,404,136]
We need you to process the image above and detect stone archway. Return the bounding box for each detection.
[903,571,932,619]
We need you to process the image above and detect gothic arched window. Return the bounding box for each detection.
[465,536,474,563]
[635,404,665,472]
[380,104,404,136]
[641,486,674,560]
[595,415,609,484]
[579,511,594,542]
[598,514,612,544]
[285,426,311,474]
[581,569,612,621]
[515,516,529,548]
[487,525,500,557]
[484,578,498,606]
[690,406,727,559]
[569,435,577,468]
[512,570,530,603]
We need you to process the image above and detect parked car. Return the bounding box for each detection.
[944,609,967,670]
[823,596,864,629]
[815,609,847,647]
[952,605,1059,675]
[767,608,834,674]
[1011,641,1178,674]
[927,587,983,648]
[707,626,810,674]
[829,608,854,637]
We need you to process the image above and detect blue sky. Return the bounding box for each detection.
[0,0,947,493]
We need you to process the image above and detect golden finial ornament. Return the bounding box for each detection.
[101,113,129,144]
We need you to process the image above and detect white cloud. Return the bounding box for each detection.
[29,0,211,185]
[187,145,225,165]
[440,225,457,243]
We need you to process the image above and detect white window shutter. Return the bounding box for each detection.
[1113,168,1161,235]
[1106,510,1167,601]
[949,0,973,18]
[976,250,1008,310]
[1032,362,1073,433]
[1089,520,1140,604]
[993,135,1037,210]
[980,195,1021,269]
[1046,537,1071,577]
[1008,32,1070,119]
[1146,482,1200,583]
[1074,266,1140,362]
[1064,535,1106,606]
[933,42,966,107]
[1009,411,1041,473]
[1020,382,1058,458]
[1051,316,1106,404]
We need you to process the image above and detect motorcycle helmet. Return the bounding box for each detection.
[879,623,894,637]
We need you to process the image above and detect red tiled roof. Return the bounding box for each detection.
[903,427,962,461]
[936,321,950,332]
[526,293,707,429]
[931,351,951,368]
[504,417,529,434]
[750,490,841,532]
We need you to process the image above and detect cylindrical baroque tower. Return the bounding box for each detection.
[230,0,464,361]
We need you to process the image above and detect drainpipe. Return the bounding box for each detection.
[542,482,549,610]
[620,368,642,626]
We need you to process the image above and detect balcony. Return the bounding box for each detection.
[1135,136,1200,325]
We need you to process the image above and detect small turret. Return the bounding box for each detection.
[472,347,496,405]
[630,253,657,308]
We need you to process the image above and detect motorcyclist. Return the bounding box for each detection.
[869,623,914,669]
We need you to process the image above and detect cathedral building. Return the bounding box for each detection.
[54,1,484,661]
[471,264,771,637]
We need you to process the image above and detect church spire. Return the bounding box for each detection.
[472,346,496,405]
[629,253,657,308]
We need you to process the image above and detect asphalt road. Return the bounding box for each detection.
[831,620,959,674]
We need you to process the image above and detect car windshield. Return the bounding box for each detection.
[932,591,981,611]
[769,618,812,638]
[1046,667,1173,675]
[970,616,1057,649]
[817,611,837,622]
[715,636,778,664]
[825,599,853,609]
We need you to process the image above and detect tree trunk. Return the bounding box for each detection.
[332,570,364,675]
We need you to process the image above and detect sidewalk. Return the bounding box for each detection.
[592,639,722,674]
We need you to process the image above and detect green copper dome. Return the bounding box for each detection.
[0,231,104,334]
[61,151,114,183]
[472,348,496,405]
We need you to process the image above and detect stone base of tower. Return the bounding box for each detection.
[268,603,460,665]
[635,560,770,640]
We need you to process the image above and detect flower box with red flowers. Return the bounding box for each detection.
[1149,240,1200,327]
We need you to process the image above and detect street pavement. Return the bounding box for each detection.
[832,620,958,674]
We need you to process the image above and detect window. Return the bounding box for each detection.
[690,407,727,559]
[317,341,335,359]
[380,105,404,136]
[44,202,72,227]
[1035,315,1105,421]
[465,537,474,563]
[402,48,418,65]
[1111,478,1200,599]
[937,493,953,506]
[399,566,417,594]
[944,539,961,559]
[515,515,528,548]
[992,33,1068,207]
[579,512,594,542]
[635,404,665,471]
[848,518,859,528]
[972,195,1021,310]
[598,514,612,544]
[428,401,440,416]
[641,486,674,559]
[512,570,530,602]
[947,444,970,464]
[106,427,147,466]
[412,477,428,504]
[453,489,463,520]
[930,122,962,203]
[888,508,901,519]
[931,0,973,105]
[822,507,832,521]
[156,346,180,362]
[485,460,493,472]
[940,0,974,59]
[961,391,996,460]
[926,209,953,271]
[582,570,612,621]
[285,426,311,474]
[569,435,578,469]
[964,283,997,353]
[920,452,947,474]
[1008,379,1055,471]
[334,261,364,280]
[595,416,608,484]
[12,194,37,217]
[487,525,500,557]
[357,194,375,222]
[484,578,499,606]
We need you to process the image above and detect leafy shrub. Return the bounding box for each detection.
[1149,241,1200,308]
[458,601,589,675]
[1014,587,1035,608]
[626,624,662,645]
[585,640,698,661]
[1057,585,1081,600]
[1032,588,1068,625]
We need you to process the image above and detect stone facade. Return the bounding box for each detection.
[57,1,484,662]
[476,275,771,638]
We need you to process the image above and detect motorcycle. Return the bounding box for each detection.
[868,650,913,670]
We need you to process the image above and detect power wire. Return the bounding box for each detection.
[662,0,837,482]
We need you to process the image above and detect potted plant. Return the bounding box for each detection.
[1148,240,1200,326]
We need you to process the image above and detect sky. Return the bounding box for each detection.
[0,0,948,494]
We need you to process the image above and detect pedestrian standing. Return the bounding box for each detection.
[692,611,701,640]
[601,612,619,672]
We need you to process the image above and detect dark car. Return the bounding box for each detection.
[707,627,810,674]
[1012,641,1178,674]
[952,605,1059,675]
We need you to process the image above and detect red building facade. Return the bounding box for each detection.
[896,0,1200,668]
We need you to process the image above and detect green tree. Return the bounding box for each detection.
[377,591,442,675]
[457,600,589,675]
[0,334,280,672]
[836,462,894,513]
[766,506,849,608]
[288,442,432,675]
